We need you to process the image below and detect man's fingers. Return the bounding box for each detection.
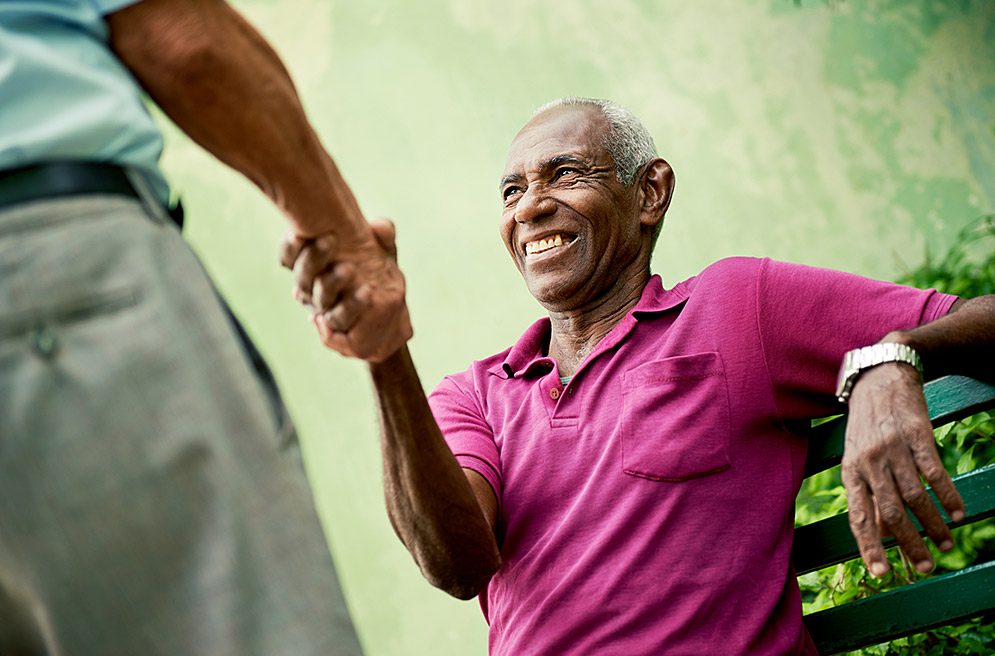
[312,318,357,359]
[292,222,411,362]
[843,469,890,577]
[864,453,937,573]
[369,218,398,261]
[279,231,308,270]
[913,443,966,527]
[320,285,370,333]
[292,245,317,305]
[873,503,893,539]
[312,262,355,313]
[890,460,949,569]
[896,425,962,555]
[292,235,338,306]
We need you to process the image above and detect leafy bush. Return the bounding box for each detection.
[795,215,995,655]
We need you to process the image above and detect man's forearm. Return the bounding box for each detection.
[883,295,995,382]
[370,347,501,600]
[106,0,363,239]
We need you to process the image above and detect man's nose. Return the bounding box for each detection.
[514,185,556,224]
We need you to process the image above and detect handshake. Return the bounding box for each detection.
[279,218,412,363]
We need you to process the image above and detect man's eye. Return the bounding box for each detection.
[553,167,578,180]
[503,187,522,201]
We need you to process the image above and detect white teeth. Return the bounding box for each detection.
[525,234,567,255]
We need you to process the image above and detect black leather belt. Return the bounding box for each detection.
[0,161,183,228]
[0,162,138,208]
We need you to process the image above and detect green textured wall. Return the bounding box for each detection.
[156,1,995,654]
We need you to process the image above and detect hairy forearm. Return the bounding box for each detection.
[370,347,500,599]
[883,295,995,382]
[107,0,363,239]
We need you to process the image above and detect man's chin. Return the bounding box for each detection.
[525,276,586,311]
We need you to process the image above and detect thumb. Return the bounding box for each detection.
[279,230,310,270]
[369,218,398,261]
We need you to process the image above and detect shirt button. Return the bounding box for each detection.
[549,388,561,400]
[31,325,59,359]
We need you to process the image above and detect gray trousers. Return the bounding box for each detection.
[0,195,363,655]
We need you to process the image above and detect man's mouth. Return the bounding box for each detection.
[524,233,573,256]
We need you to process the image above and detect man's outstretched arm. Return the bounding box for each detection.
[107,0,410,360]
[296,223,501,598]
[369,347,501,600]
[843,294,995,577]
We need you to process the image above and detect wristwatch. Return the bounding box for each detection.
[835,342,923,404]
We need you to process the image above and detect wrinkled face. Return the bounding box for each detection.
[499,105,645,309]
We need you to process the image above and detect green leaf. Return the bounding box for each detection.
[934,422,955,445]
[956,448,976,475]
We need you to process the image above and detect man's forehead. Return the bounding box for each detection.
[502,105,609,175]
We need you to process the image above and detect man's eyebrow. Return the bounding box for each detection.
[499,172,524,192]
[499,155,589,192]
[542,155,587,171]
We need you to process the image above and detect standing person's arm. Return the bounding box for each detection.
[843,294,995,576]
[106,0,409,361]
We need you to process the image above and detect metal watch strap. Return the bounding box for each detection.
[836,343,923,404]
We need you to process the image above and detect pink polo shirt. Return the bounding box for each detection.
[428,257,957,656]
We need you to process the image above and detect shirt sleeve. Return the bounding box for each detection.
[756,258,958,421]
[428,374,503,507]
[90,0,144,15]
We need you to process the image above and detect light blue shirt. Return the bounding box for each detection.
[0,0,169,202]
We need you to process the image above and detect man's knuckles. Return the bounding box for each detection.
[898,486,933,511]
[847,506,873,529]
[279,231,307,269]
[876,501,910,527]
[917,459,948,481]
[850,430,913,463]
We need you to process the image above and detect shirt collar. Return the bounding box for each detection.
[631,273,693,317]
[494,274,691,379]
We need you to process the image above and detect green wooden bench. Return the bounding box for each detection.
[794,375,995,655]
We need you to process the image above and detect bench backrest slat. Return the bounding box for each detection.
[805,560,995,655]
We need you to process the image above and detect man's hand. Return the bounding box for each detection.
[280,219,412,362]
[841,361,965,577]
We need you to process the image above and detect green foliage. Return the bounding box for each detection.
[895,215,995,300]
[795,215,995,655]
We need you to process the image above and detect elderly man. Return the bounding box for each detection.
[0,0,409,653]
[291,97,995,654]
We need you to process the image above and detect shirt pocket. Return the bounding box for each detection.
[619,352,731,481]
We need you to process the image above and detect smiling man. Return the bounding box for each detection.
[291,97,995,655]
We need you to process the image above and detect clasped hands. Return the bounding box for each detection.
[280,218,412,363]
[842,359,965,577]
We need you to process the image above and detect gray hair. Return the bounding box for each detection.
[532,97,658,186]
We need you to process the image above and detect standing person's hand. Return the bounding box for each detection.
[280,218,412,362]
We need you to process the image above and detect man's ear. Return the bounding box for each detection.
[637,159,675,228]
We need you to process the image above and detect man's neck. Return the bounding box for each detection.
[546,274,649,377]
